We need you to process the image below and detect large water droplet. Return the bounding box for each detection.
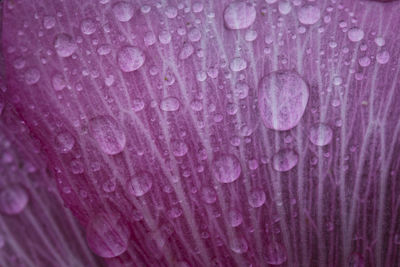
[309,123,333,146]
[223,2,256,30]
[86,213,130,258]
[160,97,180,112]
[212,154,241,183]
[126,171,153,197]
[117,46,145,72]
[0,185,29,215]
[297,5,321,25]
[24,68,40,85]
[55,131,75,153]
[272,149,298,172]
[54,33,77,58]
[89,115,126,155]
[258,70,309,131]
[112,2,134,22]
[265,241,287,265]
[248,190,266,208]
[348,28,364,42]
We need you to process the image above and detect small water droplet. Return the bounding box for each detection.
[165,6,178,19]
[230,57,247,72]
[278,1,292,15]
[248,190,266,208]
[228,209,243,227]
[374,37,385,47]
[158,31,172,44]
[52,73,66,91]
[179,44,194,60]
[97,44,112,56]
[245,29,258,42]
[272,149,298,172]
[112,1,134,22]
[144,32,156,46]
[376,51,390,64]
[126,171,153,196]
[132,98,145,111]
[309,123,333,146]
[171,140,188,157]
[43,16,56,29]
[258,70,309,131]
[89,115,126,155]
[297,5,321,25]
[25,68,40,85]
[160,97,180,112]
[55,131,75,153]
[80,19,97,35]
[201,187,217,204]
[188,28,201,42]
[54,33,77,58]
[70,159,84,174]
[347,28,364,42]
[223,2,256,30]
[265,241,287,265]
[230,237,248,254]
[212,154,241,183]
[86,213,130,258]
[0,185,29,215]
[117,46,145,72]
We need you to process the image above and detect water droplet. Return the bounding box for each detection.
[132,98,145,111]
[297,5,321,25]
[86,213,130,258]
[52,73,66,91]
[223,2,256,30]
[272,149,298,172]
[192,2,204,13]
[347,28,364,42]
[89,115,126,155]
[201,187,217,204]
[228,209,243,227]
[278,2,292,15]
[97,44,112,56]
[230,237,248,254]
[376,51,390,64]
[258,70,309,131]
[309,123,333,146]
[374,37,385,47]
[248,190,266,208]
[265,241,287,265]
[126,171,153,196]
[43,16,56,29]
[245,29,258,42]
[188,28,201,42]
[144,32,156,46]
[54,33,77,58]
[70,159,84,174]
[158,31,172,44]
[55,131,75,153]
[234,82,249,99]
[165,6,178,19]
[358,56,371,67]
[171,140,188,157]
[24,68,40,85]
[0,185,28,215]
[212,154,241,183]
[112,2,134,22]
[230,57,247,72]
[117,46,145,72]
[80,19,97,35]
[160,97,180,112]
[179,44,194,60]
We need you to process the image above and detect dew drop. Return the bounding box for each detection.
[80,19,97,35]
[52,73,66,91]
[248,190,266,208]
[144,32,156,46]
[265,241,287,265]
[179,44,194,60]
[376,51,390,64]
[117,46,145,72]
[228,209,243,227]
[309,123,333,146]
[171,140,188,157]
[24,68,40,85]
[374,37,385,47]
[112,2,134,22]
[89,115,126,155]
[70,159,84,174]
[192,2,204,13]
[158,31,172,44]
[160,97,180,112]
[347,28,364,42]
[188,28,201,42]
[55,131,75,153]
[230,57,247,72]
[86,213,130,258]
[54,33,77,58]
[126,171,153,197]
[165,6,178,19]
[230,237,248,254]
[97,44,112,55]
[272,149,298,172]
[212,154,241,183]
[201,187,217,204]
[223,2,256,30]
[278,1,292,15]
[43,16,56,29]
[0,185,28,215]
[234,82,249,99]
[258,70,309,131]
[297,5,321,25]
[245,29,258,42]
[132,98,145,111]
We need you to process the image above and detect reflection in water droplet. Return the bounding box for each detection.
[258,70,309,131]
[160,97,180,112]
[224,2,256,30]
[309,123,333,146]
[117,46,145,72]
[89,115,126,155]
[0,185,29,215]
[86,213,130,258]
[272,149,298,172]
[113,1,134,22]
[126,171,153,197]
[212,154,241,183]
[54,33,77,58]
